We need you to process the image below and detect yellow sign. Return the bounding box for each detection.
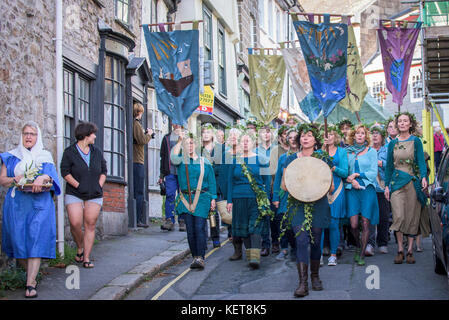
[196,86,214,115]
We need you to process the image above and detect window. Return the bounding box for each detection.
[203,6,213,61]
[250,15,257,48]
[63,68,92,148]
[104,55,126,179]
[371,81,386,106]
[115,0,130,25]
[276,9,281,42]
[411,74,423,102]
[258,0,265,29]
[147,89,163,189]
[268,0,274,38]
[218,23,227,96]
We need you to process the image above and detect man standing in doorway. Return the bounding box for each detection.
[159,124,186,231]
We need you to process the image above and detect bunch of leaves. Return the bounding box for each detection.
[12,161,42,187]
[47,244,78,268]
[240,162,274,225]
[296,123,323,145]
[337,118,354,130]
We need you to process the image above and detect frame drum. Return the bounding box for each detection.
[284,157,332,202]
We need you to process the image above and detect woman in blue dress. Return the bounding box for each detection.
[283,124,332,298]
[0,121,61,298]
[226,131,270,269]
[322,127,348,266]
[171,131,217,270]
[345,124,379,266]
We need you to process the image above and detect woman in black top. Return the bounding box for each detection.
[60,122,107,268]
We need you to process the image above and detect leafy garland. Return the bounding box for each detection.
[278,151,333,244]
[240,162,274,225]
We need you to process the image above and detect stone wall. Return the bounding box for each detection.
[0,0,143,271]
[237,0,259,66]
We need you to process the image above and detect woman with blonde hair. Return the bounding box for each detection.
[345,124,379,266]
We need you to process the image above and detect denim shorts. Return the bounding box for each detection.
[65,194,103,206]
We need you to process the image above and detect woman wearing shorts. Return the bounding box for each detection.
[61,122,107,268]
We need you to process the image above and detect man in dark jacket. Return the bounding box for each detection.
[159,124,185,231]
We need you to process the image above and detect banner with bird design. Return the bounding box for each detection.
[248,52,286,124]
[293,14,348,118]
[143,26,199,125]
[377,22,422,106]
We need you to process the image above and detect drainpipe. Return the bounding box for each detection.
[55,0,65,257]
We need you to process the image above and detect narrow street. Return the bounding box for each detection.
[125,232,449,300]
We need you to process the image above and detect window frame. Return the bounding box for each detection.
[146,88,164,191]
[410,74,423,102]
[258,0,265,29]
[115,0,130,26]
[203,5,213,61]
[63,65,94,149]
[218,22,227,97]
[103,53,127,181]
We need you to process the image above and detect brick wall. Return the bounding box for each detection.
[237,0,259,66]
[102,183,126,213]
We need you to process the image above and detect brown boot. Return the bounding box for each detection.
[294,263,309,297]
[310,260,323,291]
[406,252,415,264]
[160,218,174,231]
[229,238,243,261]
[394,251,404,264]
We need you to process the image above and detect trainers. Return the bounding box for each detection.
[178,220,186,232]
[213,240,221,248]
[378,246,388,254]
[320,255,324,266]
[160,219,174,231]
[276,250,288,261]
[365,244,375,257]
[190,257,205,269]
[328,256,337,266]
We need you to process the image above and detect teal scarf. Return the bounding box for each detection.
[346,142,368,156]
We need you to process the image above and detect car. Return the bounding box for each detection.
[429,148,449,285]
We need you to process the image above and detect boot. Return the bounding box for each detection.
[248,248,261,269]
[294,262,309,297]
[178,219,186,232]
[229,239,243,261]
[310,260,323,291]
[160,218,174,231]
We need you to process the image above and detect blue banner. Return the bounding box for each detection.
[293,16,348,118]
[143,27,199,125]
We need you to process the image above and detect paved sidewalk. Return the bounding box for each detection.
[1,222,196,300]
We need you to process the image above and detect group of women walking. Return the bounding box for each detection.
[0,111,430,299]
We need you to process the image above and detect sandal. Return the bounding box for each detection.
[75,250,84,263]
[83,261,94,268]
[406,252,415,264]
[25,285,38,298]
[394,251,404,264]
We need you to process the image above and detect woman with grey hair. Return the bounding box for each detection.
[0,121,61,298]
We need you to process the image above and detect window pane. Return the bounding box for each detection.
[105,56,112,79]
[114,106,120,128]
[104,104,112,127]
[113,83,120,105]
[114,129,120,152]
[105,80,113,103]
[123,2,129,24]
[114,58,119,81]
[104,152,112,176]
[113,153,119,176]
[117,1,123,21]
[104,128,112,151]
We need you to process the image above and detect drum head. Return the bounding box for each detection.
[285,157,332,202]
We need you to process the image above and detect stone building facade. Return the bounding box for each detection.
[0,0,152,271]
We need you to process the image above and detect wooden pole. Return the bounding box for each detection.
[140,20,204,27]
[355,111,362,123]
[324,117,329,153]
[398,104,401,112]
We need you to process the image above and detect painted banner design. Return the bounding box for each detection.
[143,26,199,125]
[249,53,286,124]
[377,22,422,106]
[293,15,348,118]
[339,24,368,112]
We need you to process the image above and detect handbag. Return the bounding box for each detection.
[160,180,166,196]
[216,200,232,225]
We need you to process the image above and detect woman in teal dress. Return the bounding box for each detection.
[0,121,61,298]
[322,127,348,266]
[226,131,270,269]
[345,124,379,266]
[384,113,427,264]
[171,132,217,270]
[272,128,299,260]
[283,124,332,298]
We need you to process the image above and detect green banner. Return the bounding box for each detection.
[339,25,367,112]
[249,54,286,124]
